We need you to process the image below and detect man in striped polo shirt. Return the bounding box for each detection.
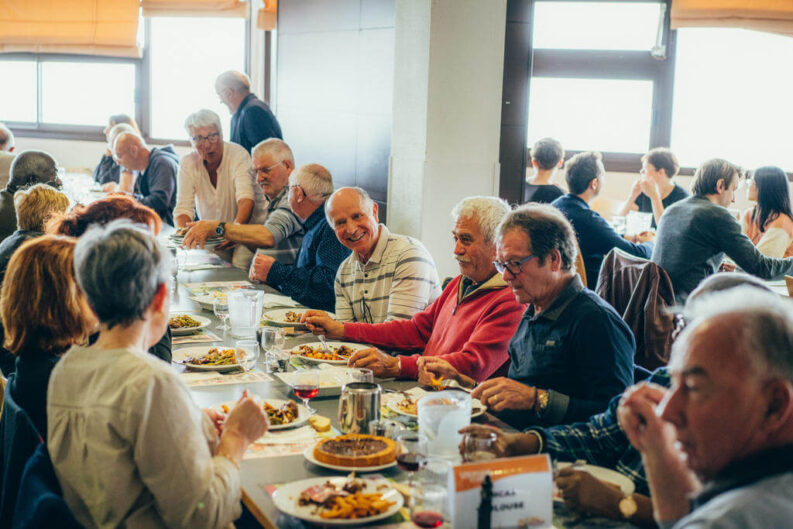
[326,187,441,323]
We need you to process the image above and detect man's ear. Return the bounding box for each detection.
[716,178,727,193]
[282,159,293,172]
[150,282,168,313]
[761,380,793,437]
[550,248,563,272]
[372,202,379,223]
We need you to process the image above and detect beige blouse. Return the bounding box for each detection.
[742,209,793,259]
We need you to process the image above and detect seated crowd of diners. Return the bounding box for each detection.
[1,73,793,528]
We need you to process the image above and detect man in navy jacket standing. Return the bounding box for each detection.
[216,70,282,153]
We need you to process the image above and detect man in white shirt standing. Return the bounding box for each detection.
[173,109,266,269]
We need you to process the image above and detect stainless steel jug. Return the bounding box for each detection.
[338,382,381,434]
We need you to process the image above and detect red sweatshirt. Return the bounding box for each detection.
[343,274,526,382]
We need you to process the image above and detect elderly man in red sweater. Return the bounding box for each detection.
[302,196,525,382]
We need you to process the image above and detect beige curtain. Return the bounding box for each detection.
[671,0,793,37]
[141,0,247,17]
[0,0,141,57]
[256,0,276,30]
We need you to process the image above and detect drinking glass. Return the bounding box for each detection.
[263,350,290,374]
[410,484,447,528]
[368,419,404,439]
[213,296,230,331]
[347,367,374,384]
[461,430,498,462]
[235,340,259,371]
[260,327,286,354]
[168,247,179,291]
[292,370,320,414]
[395,431,428,488]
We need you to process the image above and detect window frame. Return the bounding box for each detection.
[2,15,253,147]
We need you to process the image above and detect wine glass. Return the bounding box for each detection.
[292,370,320,414]
[347,367,374,384]
[395,431,428,489]
[461,430,498,462]
[410,484,447,528]
[213,296,229,331]
[235,340,259,372]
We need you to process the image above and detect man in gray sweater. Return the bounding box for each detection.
[652,158,793,301]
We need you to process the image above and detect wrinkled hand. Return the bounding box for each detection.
[347,348,400,378]
[457,425,531,458]
[302,310,345,339]
[417,357,463,387]
[617,382,675,454]
[471,377,536,412]
[213,240,237,252]
[224,390,269,443]
[556,468,623,518]
[720,261,736,272]
[203,408,226,436]
[249,254,275,283]
[635,230,655,243]
[182,220,219,249]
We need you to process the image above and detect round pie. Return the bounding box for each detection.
[313,434,397,468]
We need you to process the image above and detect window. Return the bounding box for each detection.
[0,59,38,123]
[148,17,246,140]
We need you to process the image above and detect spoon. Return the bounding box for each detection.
[441,379,474,393]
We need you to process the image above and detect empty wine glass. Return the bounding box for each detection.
[213,296,229,331]
[292,370,320,414]
[462,430,498,462]
[410,484,447,528]
[395,431,428,489]
[260,327,285,353]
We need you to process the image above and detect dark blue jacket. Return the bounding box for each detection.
[552,193,653,287]
[230,94,283,153]
[133,145,179,226]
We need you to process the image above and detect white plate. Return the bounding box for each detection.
[169,313,212,335]
[172,346,251,372]
[387,396,486,418]
[272,476,403,525]
[302,444,398,472]
[554,462,635,498]
[213,398,310,431]
[262,308,336,329]
[288,341,369,365]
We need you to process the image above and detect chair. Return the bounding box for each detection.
[0,375,43,527]
[0,375,6,417]
[596,249,676,371]
[12,443,83,529]
[574,241,587,288]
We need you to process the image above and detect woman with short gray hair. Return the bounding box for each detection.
[47,220,268,529]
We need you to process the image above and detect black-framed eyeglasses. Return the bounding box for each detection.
[248,160,284,179]
[191,131,221,145]
[493,254,537,275]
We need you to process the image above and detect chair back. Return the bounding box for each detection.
[574,241,587,287]
[596,249,676,370]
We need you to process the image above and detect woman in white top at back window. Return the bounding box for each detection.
[742,166,793,259]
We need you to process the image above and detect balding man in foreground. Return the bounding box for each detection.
[215,70,282,153]
[249,164,349,311]
[304,196,524,382]
[0,150,62,241]
[0,122,16,189]
[619,288,793,528]
[113,133,179,226]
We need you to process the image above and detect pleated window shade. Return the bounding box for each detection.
[256,0,276,30]
[141,0,247,17]
[0,0,141,57]
[671,0,793,37]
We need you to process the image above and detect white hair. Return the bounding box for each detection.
[673,287,793,383]
[289,163,334,201]
[107,124,137,149]
[184,109,223,137]
[252,138,294,165]
[215,70,251,94]
[451,196,512,242]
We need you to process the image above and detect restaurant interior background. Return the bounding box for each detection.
[1,0,791,279]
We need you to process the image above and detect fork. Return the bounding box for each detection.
[317,334,333,355]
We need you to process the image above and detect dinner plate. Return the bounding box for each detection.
[272,476,403,525]
[172,346,251,372]
[262,308,336,330]
[554,462,635,497]
[302,444,398,472]
[288,341,369,366]
[168,313,212,335]
[387,396,486,418]
[213,398,310,431]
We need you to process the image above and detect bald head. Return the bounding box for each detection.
[8,150,60,192]
[113,133,150,172]
[0,123,14,152]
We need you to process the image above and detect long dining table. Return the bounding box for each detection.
[169,252,641,529]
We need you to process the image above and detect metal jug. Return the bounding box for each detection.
[338,382,381,434]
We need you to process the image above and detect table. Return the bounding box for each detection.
[172,262,641,529]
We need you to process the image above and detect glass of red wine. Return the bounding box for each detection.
[292,370,320,414]
[410,483,447,528]
[395,431,428,489]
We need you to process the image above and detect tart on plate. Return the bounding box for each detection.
[313,434,396,468]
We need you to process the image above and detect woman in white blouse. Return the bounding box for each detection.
[742,166,793,259]
[47,220,268,529]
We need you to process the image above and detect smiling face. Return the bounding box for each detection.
[327,189,380,260]
[453,215,497,283]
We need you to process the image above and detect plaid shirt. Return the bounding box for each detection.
[533,368,671,495]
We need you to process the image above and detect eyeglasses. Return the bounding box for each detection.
[359,297,374,324]
[248,160,283,179]
[191,132,221,145]
[493,254,537,276]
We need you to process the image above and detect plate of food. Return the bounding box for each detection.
[289,342,369,365]
[168,313,211,335]
[172,346,251,372]
[304,434,398,472]
[214,398,309,431]
[387,394,486,418]
[273,474,402,525]
[261,309,337,329]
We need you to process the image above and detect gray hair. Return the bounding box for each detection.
[0,122,14,152]
[673,287,793,383]
[252,138,294,165]
[8,150,58,193]
[497,203,577,270]
[215,70,251,94]
[325,186,375,225]
[74,219,169,329]
[290,163,334,201]
[184,108,223,137]
[451,196,511,243]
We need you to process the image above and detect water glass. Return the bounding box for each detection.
[410,484,447,528]
[213,296,230,331]
[260,327,286,353]
[263,350,290,373]
[347,367,374,384]
[368,419,404,439]
[461,430,498,462]
[626,211,653,234]
[235,340,259,371]
[417,390,471,460]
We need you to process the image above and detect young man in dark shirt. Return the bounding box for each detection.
[619,147,690,228]
[524,137,565,204]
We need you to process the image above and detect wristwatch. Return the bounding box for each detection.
[534,389,549,417]
[618,493,638,519]
[215,221,226,237]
